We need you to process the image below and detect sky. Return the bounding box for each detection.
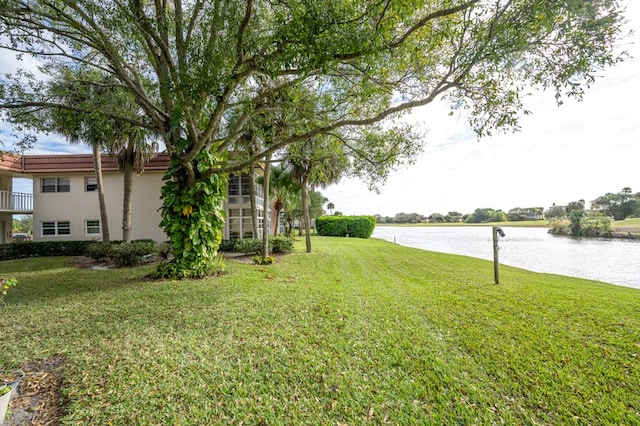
[2,2,639,216]
[323,1,640,217]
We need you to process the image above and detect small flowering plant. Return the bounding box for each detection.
[1,277,17,304]
[0,384,10,397]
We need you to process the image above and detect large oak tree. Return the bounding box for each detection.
[0,0,627,277]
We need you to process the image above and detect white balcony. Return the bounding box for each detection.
[0,190,33,213]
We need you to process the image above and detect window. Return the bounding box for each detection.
[241,174,250,196]
[228,173,257,204]
[41,221,71,236]
[85,177,98,192]
[228,175,240,196]
[227,208,264,239]
[41,178,70,193]
[85,220,101,235]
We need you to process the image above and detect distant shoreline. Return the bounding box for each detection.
[376,220,640,238]
[375,221,549,228]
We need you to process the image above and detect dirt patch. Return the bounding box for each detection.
[74,255,113,269]
[5,356,66,426]
[223,252,286,264]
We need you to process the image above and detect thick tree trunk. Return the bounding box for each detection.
[301,177,312,253]
[262,153,271,257]
[248,171,259,238]
[273,206,282,236]
[122,151,134,243]
[92,144,110,243]
[120,140,137,243]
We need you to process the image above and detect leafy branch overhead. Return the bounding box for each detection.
[0,1,626,164]
[0,0,628,277]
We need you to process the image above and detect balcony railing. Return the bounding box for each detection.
[0,190,33,213]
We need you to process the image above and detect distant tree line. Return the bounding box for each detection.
[374,187,640,224]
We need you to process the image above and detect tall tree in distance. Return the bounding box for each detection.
[0,0,628,277]
[114,128,158,243]
[41,69,116,243]
[288,135,348,252]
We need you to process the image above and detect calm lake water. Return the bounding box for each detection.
[373,226,640,289]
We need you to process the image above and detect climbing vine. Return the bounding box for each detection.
[155,149,227,279]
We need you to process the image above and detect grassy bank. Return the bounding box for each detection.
[2,238,639,424]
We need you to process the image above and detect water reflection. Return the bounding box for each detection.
[372,226,640,289]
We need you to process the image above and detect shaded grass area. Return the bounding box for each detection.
[1,238,639,424]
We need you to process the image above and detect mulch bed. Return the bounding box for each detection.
[5,356,66,426]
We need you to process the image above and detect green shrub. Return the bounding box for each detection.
[581,213,612,236]
[549,219,570,235]
[149,253,227,279]
[109,242,157,267]
[1,276,18,304]
[218,236,293,255]
[316,215,376,238]
[253,255,276,265]
[157,242,172,260]
[270,235,294,254]
[218,239,238,252]
[236,238,263,255]
[87,243,113,262]
[0,240,93,261]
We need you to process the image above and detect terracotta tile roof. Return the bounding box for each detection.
[0,152,23,173]
[0,153,170,174]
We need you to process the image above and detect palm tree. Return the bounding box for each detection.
[261,163,297,235]
[45,68,156,243]
[327,202,335,215]
[288,136,348,252]
[113,127,157,243]
[46,70,114,243]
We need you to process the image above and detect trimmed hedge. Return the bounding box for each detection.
[316,215,376,238]
[219,236,294,255]
[0,240,94,261]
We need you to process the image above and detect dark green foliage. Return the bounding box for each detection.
[269,236,294,254]
[591,188,640,220]
[236,239,263,255]
[0,240,93,261]
[316,215,375,238]
[87,243,113,262]
[218,239,237,252]
[570,209,587,236]
[87,241,159,266]
[252,255,276,265]
[156,242,172,260]
[158,151,227,278]
[465,208,507,223]
[150,253,227,279]
[109,242,157,267]
[219,236,294,255]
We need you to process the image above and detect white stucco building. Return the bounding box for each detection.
[0,152,267,243]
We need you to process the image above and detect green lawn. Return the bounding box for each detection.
[2,237,639,424]
[613,217,640,229]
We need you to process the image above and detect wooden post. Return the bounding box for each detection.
[492,226,503,284]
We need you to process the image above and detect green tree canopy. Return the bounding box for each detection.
[0,0,628,277]
[591,188,640,221]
